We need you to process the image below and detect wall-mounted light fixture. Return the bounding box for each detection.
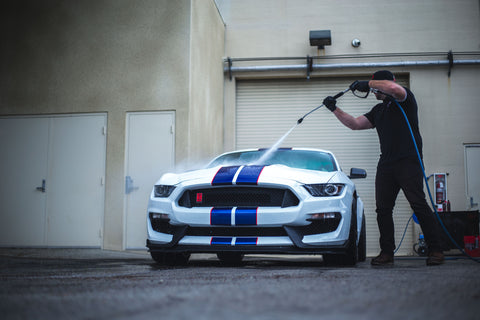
[309,30,332,49]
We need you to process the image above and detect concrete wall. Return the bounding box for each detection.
[189,0,226,166]
[0,0,225,249]
[217,0,480,211]
[217,0,480,57]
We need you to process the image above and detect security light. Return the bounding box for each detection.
[309,30,332,49]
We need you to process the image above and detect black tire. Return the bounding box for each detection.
[217,252,244,265]
[150,252,190,266]
[322,254,342,266]
[324,203,358,266]
[340,200,359,266]
[341,216,359,266]
[358,213,367,262]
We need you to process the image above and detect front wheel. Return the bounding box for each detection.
[217,252,244,265]
[341,205,359,265]
[324,207,358,266]
[150,252,191,266]
[358,213,367,262]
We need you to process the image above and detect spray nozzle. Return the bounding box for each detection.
[371,88,396,102]
[297,118,304,124]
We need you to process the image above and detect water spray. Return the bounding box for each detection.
[255,86,354,166]
[254,124,297,165]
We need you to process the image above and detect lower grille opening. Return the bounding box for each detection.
[150,219,340,237]
[149,213,178,234]
[186,227,287,237]
[302,216,341,235]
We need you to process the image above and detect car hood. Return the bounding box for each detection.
[155,164,346,187]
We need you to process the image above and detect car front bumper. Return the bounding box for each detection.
[146,183,357,255]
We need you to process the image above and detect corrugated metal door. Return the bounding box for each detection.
[236,76,414,256]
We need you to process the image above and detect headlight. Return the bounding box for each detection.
[154,185,176,197]
[303,183,345,197]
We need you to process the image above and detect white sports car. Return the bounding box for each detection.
[146,148,367,266]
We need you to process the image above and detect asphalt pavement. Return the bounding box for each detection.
[1,248,479,320]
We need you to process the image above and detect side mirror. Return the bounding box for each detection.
[349,168,367,179]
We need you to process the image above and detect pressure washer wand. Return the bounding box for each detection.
[297,87,351,124]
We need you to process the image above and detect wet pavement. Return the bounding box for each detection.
[1,248,479,320]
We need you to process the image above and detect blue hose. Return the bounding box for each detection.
[393,98,480,263]
[394,214,413,254]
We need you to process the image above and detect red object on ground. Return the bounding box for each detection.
[464,236,480,257]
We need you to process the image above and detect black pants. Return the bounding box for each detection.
[375,157,443,254]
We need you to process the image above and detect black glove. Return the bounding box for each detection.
[350,80,370,93]
[323,96,337,112]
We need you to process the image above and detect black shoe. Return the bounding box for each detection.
[426,251,444,266]
[371,252,394,266]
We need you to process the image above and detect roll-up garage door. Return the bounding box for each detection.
[236,76,414,256]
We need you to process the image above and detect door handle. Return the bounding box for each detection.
[36,179,46,193]
[470,197,478,208]
[125,176,139,194]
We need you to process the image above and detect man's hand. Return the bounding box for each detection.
[350,80,370,93]
[323,96,337,112]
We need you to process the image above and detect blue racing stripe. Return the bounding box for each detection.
[235,237,258,245]
[235,207,257,225]
[211,237,232,245]
[211,166,240,185]
[211,208,232,225]
[236,165,264,185]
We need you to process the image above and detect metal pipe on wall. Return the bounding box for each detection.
[224,51,480,79]
[225,59,480,74]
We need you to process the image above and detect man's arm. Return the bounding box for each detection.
[332,108,373,130]
[369,80,407,101]
[322,96,373,130]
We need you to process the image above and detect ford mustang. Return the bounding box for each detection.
[146,148,367,266]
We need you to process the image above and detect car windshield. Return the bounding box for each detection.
[207,149,337,172]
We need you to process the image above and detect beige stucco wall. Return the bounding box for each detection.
[217,0,480,57]
[189,0,226,166]
[217,0,480,211]
[0,0,225,250]
[412,66,480,211]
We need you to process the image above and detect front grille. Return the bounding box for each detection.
[178,187,299,208]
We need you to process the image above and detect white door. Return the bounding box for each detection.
[0,117,49,246]
[46,115,107,246]
[125,112,175,249]
[0,115,107,247]
[465,144,480,210]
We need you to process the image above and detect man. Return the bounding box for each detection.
[323,70,444,266]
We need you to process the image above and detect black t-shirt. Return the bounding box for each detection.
[364,87,423,165]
